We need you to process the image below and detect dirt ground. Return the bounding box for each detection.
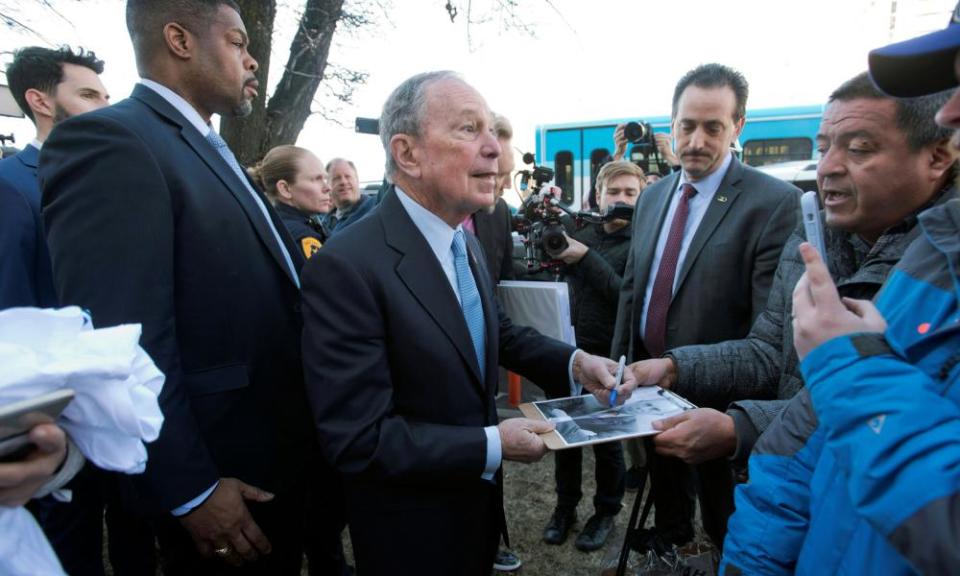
[496,450,637,576]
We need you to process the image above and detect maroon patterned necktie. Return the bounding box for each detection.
[643,183,698,358]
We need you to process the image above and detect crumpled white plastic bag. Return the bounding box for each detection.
[0,510,66,574]
[0,306,165,576]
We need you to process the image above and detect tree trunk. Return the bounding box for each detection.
[223,0,344,167]
[264,0,344,154]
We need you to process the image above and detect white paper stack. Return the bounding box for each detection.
[497,280,576,346]
[0,307,165,576]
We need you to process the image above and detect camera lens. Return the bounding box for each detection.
[541,224,568,256]
[624,121,648,144]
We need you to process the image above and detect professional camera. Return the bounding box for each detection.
[513,154,634,275]
[512,153,566,273]
[623,120,671,178]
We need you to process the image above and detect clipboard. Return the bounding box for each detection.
[519,386,695,451]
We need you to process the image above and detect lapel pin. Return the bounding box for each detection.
[717,195,728,203]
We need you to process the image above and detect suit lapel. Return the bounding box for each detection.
[132,85,302,287]
[381,191,486,394]
[674,158,744,292]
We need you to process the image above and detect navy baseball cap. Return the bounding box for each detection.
[869,2,960,98]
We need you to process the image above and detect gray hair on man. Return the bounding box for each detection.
[379,70,463,180]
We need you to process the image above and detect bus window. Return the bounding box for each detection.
[554,151,574,205]
[589,148,611,205]
[742,138,813,166]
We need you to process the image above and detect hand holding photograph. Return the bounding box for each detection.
[519,386,696,450]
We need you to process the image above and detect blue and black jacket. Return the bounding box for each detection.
[722,199,960,575]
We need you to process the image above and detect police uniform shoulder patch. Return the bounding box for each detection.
[301,237,322,258]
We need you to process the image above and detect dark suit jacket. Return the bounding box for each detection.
[0,145,57,308]
[472,197,516,284]
[611,156,800,362]
[301,189,575,575]
[39,84,314,514]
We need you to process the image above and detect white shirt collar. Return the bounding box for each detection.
[139,78,211,136]
[30,139,42,151]
[394,185,461,263]
[678,150,733,197]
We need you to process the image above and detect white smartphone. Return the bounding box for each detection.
[800,191,828,269]
[0,389,75,459]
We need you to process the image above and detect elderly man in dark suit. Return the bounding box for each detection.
[301,71,634,576]
[39,1,327,573]
[611,63,800,549]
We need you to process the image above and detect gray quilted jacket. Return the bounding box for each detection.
[666,188,955,466]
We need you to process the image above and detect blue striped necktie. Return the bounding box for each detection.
[452,229,486,379]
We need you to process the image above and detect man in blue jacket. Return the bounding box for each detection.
[722,5,960,574]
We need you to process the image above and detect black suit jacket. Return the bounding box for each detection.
[39,84,314,513]
[472,197,515,284]
[611,156,800,362]
[301,189,574,575]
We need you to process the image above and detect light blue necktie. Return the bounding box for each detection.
[205,129,300,288]
[452,229,486,379]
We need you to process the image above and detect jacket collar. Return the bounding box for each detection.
[130,84,303,287]
[14,143,40,171]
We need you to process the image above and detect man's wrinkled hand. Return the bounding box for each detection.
[555,235,589,264]
[499,418,555,463]
[627,357,677,389]
[178,477,275,566]
[651,408,736,464]
[574,351,638,406]
[0,423,67,507]
[792,243,887,360]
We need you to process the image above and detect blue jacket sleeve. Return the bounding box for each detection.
[721,388,822,575]
[801,332,960,573]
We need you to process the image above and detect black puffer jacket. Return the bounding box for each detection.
[563,222,632,357]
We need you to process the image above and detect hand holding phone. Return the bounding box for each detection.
[0,422,68,507]
[0,389,75,458]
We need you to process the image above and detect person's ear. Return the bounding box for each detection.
[23,88,55,121]
[277,179,294,201]
[391,134,422,179]
[733,115,746,138]
[163,22,194,60]
[927,138,956,181]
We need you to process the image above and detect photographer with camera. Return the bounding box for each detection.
[613,123,680,178]
[541,160,646,553]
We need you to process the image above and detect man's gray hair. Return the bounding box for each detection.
[379,70,462,179]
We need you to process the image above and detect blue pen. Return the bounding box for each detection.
[610,355,626,407]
